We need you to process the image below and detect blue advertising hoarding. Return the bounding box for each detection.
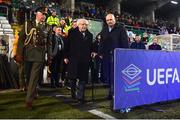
[114,49,180,110]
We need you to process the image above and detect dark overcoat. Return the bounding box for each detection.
[65,27,93,81]
[100,24,129,83]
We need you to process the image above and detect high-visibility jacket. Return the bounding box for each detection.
[46,16,60,26]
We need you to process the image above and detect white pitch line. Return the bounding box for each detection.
[55,94,71,97]
[88,109,116,119]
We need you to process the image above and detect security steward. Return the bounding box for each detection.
[15,7,51,110]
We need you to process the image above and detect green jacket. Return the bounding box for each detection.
[17,20,51,62]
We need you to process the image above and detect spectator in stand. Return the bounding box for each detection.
[68,19,78,34]
[47,10,60,26]
[148,36,162,50]
[59,18,71,38]
[44,7,51,21]
[130,34,146,49]
[142,32,148,44]
[159,26,169,35]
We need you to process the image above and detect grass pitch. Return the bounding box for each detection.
[1,86,180,119]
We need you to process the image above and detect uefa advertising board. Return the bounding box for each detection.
[114,49,180,110]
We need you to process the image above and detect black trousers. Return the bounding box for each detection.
[69,62,89,101]
[50,55,62,87]
[102,56,114,98]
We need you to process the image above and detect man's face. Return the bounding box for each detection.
[45,7,48,12]
[36,12,44,22]
[52,12,56,17]
[153,38,158,44]
[135,36,141,43]
[78,20,88,32]
[55,27,62,35]
[106,14,116,28]
[72,21,77,29]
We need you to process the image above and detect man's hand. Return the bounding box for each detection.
[91,52,97,58]
[64,58,69,64]
[14,55,23,63]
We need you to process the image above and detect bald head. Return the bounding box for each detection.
[77,19,89,32]
[36,12,45,22]
[106,14,116,28]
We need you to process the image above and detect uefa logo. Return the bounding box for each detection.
[122,64,142,92]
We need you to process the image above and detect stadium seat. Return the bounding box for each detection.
[0,16,7,20]
[0,20,9,24]
[1,24,11,29]
[0,32,3,35]
[0,28,3,32]
[4,29,14,34]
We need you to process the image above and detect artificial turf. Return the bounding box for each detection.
[1,86,180,119]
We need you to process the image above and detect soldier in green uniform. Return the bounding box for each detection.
[15,7,51,110]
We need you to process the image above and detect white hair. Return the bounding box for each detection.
[77,18,89,26]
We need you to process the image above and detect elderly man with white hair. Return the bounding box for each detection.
[64,18,94,104]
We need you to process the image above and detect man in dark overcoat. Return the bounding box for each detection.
[64,18,94,104]
[100,14,129,100]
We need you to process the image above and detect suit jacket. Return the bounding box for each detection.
[100,24,129,58]
[17,20,51,62]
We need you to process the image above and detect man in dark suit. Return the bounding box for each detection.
[148,36,162,50]
[130,34,146,49]
[100,14,129,100]
[15,7,51,110]
[64,19,94,104]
